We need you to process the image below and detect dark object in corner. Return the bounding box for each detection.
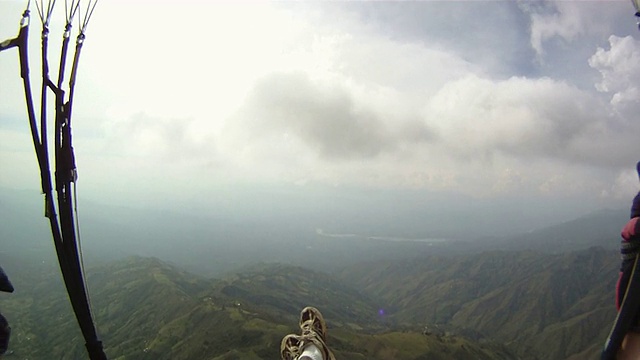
[0,267,13,293]
[0,313,9,355]
[601,254,640,359]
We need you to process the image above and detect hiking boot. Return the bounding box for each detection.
[298,307,336,360]
[300,307,327,339]
[280,334,303,360]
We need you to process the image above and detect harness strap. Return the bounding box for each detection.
[621,241,640,261]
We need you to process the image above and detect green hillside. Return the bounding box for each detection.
[0,255,515,359]
[336,247,619,359]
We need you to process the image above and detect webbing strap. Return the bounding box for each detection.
[1,5,107,360]
[621,241,640,261]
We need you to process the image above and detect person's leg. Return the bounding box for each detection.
[298,343,324,360]
[618,332,640,360]
[0,313,10,356]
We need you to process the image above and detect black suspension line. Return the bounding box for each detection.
[0,2,106,359]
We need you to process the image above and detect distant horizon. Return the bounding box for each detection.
[0,183,629,244]
[2,1,640,242]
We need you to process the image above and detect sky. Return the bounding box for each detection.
[2,0,640,240]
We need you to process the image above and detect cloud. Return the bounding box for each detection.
[2,0,638,212]
[218,69,631,199]
[101,113,215,163]
[609,166,640,200]
[226,72,434,161]
[522,1,627,66]
[316,1,535,78]
[211,1,639,200]
[425,75,609,163]
[526,1,586,57]
[590,35,640,107]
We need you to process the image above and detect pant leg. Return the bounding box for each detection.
[0,312,10,355]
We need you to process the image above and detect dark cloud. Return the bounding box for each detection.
[233,72,434,160]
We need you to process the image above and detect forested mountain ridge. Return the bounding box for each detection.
[336,247,619,359]
[0,208,626,359]
[0,255,515,359]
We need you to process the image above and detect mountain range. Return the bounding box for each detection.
[1,255,516,359]
[0,208,629,359]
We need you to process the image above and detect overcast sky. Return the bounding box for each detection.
[2,0,640,238]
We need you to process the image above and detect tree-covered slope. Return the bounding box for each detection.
[0,255,515,359]
[336,247,618,359]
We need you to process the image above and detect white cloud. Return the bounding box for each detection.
[1,0,638,214]
[609,167,640,200]
[425,75,607,163]
[590,35,640,107]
